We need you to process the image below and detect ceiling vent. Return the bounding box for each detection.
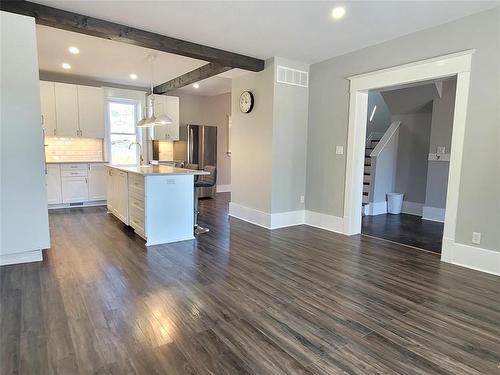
[276,65,308,87]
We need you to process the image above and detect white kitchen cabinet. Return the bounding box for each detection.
[106,167,128,223]
[46,164,62,204]
[40,81,57,136]
[54,82,80,137]
[114,170,129,223]
[61,176,89,203]
[89,163,107,200]
[106,167,116,213]
[78,85,104,138]
[150,95,180,141]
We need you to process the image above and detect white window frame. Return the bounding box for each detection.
[105,97,142,166]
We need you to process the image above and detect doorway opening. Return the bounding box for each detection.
[343,50,474,263]
[360,77,456,253]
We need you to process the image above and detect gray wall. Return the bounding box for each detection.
[173,92,232,186]
[425,79,457,209]
[366,91,392,137]
[393,113,432,204]
[271,57,309,213]
[231,59,275,213]
[306,8,500,250]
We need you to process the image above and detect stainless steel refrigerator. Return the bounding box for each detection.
[174,124,217,198]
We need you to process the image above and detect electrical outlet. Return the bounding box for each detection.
[437,146,446,154]
[472,232,481,245]
[336,146,344,155]
[300,195,305,203]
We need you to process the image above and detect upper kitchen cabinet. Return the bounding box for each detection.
[54,82,80,137]
[41,81,105,139]
[40,81,57,136]
[78,85,104,138]
[150,95,179,141]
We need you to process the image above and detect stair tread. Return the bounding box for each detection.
[364,163,371,166]
[363,182,369,185]
[364,173,370,176]
[362,192,368,196]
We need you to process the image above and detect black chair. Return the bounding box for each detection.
[193,165,216,234]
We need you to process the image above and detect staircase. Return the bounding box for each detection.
[362,138,380,214]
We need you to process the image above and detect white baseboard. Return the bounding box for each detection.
[229,202,272,229]
[0,249,43,266]
[217,184,231,193]
[229,202,343,232]
[441,237,500,276]
[48,200,106,210]
[305,210,344,234]
[365,201,387,215]
[271,210,305,229]
[401,201,423,216]
[422,206,445,222]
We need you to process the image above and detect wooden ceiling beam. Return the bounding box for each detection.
[153,63,232,94]
[0,0,265,72]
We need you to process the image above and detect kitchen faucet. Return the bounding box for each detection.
[129,142,144,164]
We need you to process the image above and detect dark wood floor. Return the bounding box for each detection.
[1,193,499,374]
[362,213,444,253]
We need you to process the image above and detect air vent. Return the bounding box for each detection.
[276,65,308,87]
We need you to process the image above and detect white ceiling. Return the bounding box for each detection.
[36,25,208,87]
[34,1,498,64]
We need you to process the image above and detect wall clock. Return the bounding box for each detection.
[239,91,254,113]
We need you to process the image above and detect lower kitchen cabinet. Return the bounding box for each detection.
[46,162,107,207]
[106,167,128,223]
[46,164,62,204]
[61,176,89,203]
[89,164,107,200]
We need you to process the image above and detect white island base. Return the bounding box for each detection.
[106,165,208,245]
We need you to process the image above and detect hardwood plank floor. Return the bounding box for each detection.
[1,193,499,374]
[362,213,444,253]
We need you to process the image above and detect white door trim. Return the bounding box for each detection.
[343,50,475,262]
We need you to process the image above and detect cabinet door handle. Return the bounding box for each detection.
[53,129,57,136]
[41,115,44,125]
[85,177,88,184]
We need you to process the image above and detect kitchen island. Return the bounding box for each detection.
[106,165,208,245]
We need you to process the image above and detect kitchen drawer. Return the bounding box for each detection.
[129,184,144,197]
[61,169,88,177]
[61,163,88,170]
[129,195,145,213]
[129,212,145,235]
[128,188,144,203]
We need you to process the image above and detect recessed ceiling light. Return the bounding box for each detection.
[130,73,138,80]
[62,63,71,70]
[68,46,80,54]
[193,83,200,89]
[331,6,346,20]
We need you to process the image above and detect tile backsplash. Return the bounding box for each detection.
[45,137,104,162]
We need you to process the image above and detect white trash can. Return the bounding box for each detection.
[387,193,404,214]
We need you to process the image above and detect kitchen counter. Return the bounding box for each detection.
[46,161,109,164]
[107,164,209,176]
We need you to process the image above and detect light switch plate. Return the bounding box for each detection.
[336,146,344,155]
[472,232,481,245]
[300,195,305,203]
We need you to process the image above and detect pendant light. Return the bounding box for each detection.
[137,54,173,128]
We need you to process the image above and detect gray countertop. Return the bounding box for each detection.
[46,161,108,164]
[106,164,209,176]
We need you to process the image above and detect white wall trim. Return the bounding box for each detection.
[229,203,344,233]
[0,250,43,266]
[48,200,106,210]
[229,202,272,229]
[305,210,344,234]
[442,237,500,276]
[366,201,387,216]
[422,206,445,222]
[343,49,478,271]
[401,201,423,216]
[217,184,232,193]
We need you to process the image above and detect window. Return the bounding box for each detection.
[107,99,140,165]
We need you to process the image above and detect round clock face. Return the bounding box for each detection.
[239,91,254,113]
